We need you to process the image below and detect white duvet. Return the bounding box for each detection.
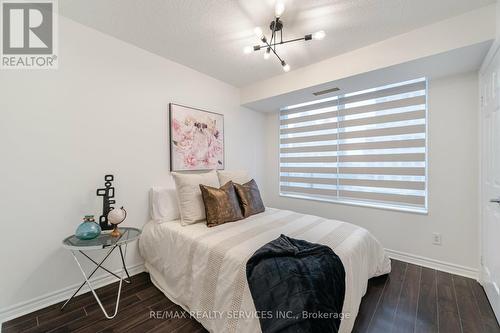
[139,208,391,333]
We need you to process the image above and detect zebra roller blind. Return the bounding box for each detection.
[280,78,427,212]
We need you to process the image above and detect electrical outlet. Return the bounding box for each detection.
[432,233,442,245]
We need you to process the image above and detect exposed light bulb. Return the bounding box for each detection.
[275,2,285,17]
[254,27,264,39]
[243,46,253,54]
[264,48,271,60]
[281,61,290,72]
[312,30,326,40]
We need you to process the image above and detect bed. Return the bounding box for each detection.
[139,207,391,333]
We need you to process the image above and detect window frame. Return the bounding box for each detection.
[278,79,429,215]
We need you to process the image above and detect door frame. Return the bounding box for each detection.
[479,38,500,322]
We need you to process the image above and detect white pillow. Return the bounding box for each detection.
[150,187,180,223]
[217,170,251,186]
[172,170,220,225]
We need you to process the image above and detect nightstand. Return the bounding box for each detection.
[61,227,141,319]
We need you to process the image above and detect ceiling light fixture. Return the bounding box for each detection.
[264,47,271,60]
[275,2,285,18]
[243,2,326,72]
[281,61,290,72]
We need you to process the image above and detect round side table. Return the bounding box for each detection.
[61,227,141,319]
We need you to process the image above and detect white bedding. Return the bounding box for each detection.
[139,208,391,333]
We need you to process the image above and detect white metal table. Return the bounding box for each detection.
[61,227,141,319]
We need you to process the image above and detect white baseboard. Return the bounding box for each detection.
[0,263,145,326]
[385,248,478,280]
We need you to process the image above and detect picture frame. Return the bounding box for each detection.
[169,103,225,171]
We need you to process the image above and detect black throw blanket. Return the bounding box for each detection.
[246,234,346,333]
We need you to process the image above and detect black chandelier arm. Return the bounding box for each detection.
[263,37,284,63]
[270,18,277,51]
[253,36,310,51]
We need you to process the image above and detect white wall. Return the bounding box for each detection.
[263,71,479,273]
[0,16,266,316]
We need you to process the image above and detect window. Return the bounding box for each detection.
[279,78,427,213]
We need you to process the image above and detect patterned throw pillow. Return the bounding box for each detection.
[200,181,244,227]
[233,179,265,218]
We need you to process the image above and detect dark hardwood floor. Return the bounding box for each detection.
[2,260,499,333]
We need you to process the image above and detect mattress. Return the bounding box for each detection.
[139,207,391,333]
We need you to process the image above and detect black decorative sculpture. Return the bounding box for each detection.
[96,175,115,230]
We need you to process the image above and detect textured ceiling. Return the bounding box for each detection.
[59,0,495,87]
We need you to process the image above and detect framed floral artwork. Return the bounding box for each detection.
[169,103,224,171]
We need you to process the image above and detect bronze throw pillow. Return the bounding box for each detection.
[199,181,244,227]
[233,179,265,218]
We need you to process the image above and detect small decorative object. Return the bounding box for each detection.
[107,206,127,237]
[169,103,224,171]
[75,215,102,240]
[96,175,116,230]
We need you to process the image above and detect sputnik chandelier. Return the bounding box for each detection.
[243,2,326,72]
